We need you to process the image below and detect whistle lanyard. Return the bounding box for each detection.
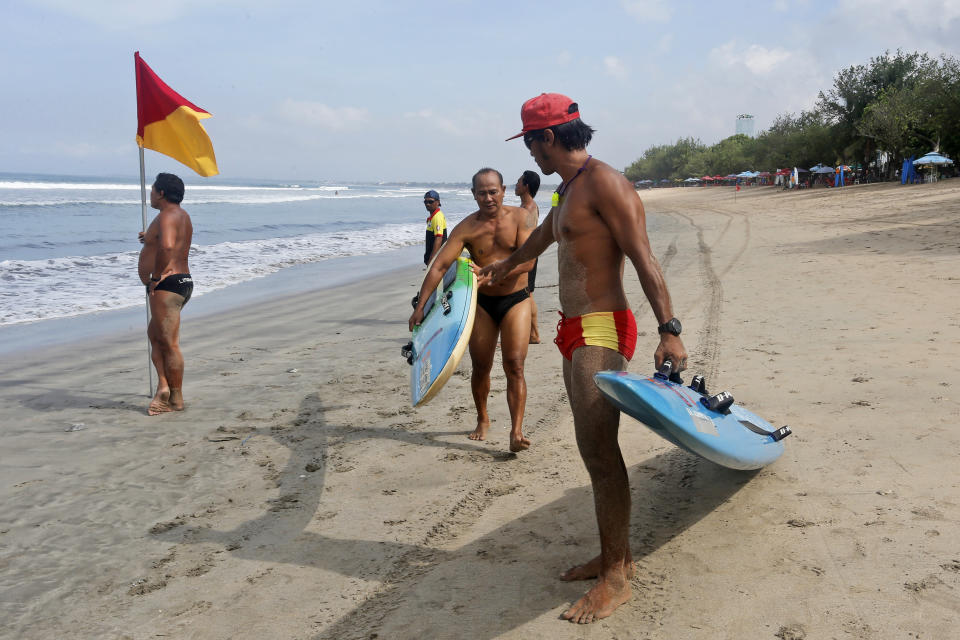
[551,155,592,207]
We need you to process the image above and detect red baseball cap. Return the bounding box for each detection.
[506,93,580,141]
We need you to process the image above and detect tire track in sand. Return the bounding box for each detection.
[662,209,729,383]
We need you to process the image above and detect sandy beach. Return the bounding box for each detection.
[2,181,960,639]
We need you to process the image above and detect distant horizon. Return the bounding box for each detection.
[0,170,562,190]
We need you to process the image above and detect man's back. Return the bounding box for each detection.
[157,206,193,272]
[522,200,539,230]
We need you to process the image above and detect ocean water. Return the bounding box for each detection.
[0,173,555,327]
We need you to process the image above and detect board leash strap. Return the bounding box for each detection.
[737,420,792,442]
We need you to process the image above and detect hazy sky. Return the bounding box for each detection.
[3,0,959,183]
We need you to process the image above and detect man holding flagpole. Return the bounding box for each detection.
[138,173,193,415]
[134,51,217,410]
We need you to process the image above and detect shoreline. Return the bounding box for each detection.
[0,245,424,357]
[1,209,681,359]
[2,182,960,638]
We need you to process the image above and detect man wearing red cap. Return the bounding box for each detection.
[482,93,688,623]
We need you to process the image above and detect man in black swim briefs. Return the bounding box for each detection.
[152,273,194,304]
[409,168,535,453]
[138,172,195,416]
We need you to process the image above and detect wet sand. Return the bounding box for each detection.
[2,181,959,639]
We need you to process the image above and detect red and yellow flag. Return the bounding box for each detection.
[135,52,218,177]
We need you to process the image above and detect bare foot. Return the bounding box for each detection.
[148,388,172,416]
[468,420,489,441]
[561,576,632,624]
[509,433,531,452]
[529,337,541,344]
[561,555,634,581]
[168,388,185,411]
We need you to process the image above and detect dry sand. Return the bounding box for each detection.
[2,181,959,639]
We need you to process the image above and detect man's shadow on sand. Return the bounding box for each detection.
[153,390,755,639]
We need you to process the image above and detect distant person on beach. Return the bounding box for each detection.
[409,169,535,452]
[482,93,688,623]
[138,173,194,416]
[423,189,447,265]
[515,170,541,344]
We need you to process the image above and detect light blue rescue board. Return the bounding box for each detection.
[402,257,478,407]
[594,363,791,470]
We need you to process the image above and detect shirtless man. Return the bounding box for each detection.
[515,170,541,344]
[408,168,534,452]
[482,94,688,623]
[137,173,195,416]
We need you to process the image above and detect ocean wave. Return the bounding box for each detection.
[0,192,418,207]
[0,222,424,325]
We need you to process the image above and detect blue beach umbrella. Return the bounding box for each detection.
[913,152,954,166]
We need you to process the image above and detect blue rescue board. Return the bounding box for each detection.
[594,366,791,470]
[403,257,477,407]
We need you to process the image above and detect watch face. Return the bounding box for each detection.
[660,318,681,335]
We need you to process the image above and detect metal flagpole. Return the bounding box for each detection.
[140,146,153,397]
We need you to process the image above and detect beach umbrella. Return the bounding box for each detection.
[684,177,700,182]
[775,169,791,175]
[913,152,954,166]
[810,164,834,174]
[702,175,714,181]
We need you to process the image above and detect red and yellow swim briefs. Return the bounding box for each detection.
[554,309,637,361]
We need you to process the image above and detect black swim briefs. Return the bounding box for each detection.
[154,273,194,305]
[476,289,529,325]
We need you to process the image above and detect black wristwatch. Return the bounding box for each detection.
[657,317,682,336]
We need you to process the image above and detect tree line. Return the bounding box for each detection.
[624,50,960,182]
